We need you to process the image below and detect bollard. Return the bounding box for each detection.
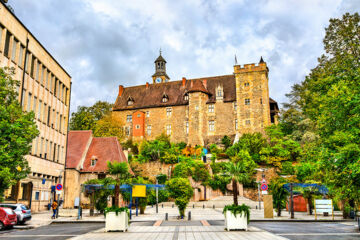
[213,205,215,209]
[256,205,258,209]
[203,204,205,209]
[152,204,153,208]
[188,211,191,221]
[165,213,168,221]
[172,204,174,208]
[162,204,164,208]
[193,204,195,208]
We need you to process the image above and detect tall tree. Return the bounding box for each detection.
[93,114,125,142]
[0,68,39,201]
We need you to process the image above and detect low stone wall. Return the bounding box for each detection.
[59,208,78,217]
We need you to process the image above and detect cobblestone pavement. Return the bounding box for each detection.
[71,225,289,240]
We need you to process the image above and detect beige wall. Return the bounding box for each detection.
[0,3,71,212]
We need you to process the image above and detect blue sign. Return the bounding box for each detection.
[42,179,46,184]
[202,148,208,155]
[261,184,268,191]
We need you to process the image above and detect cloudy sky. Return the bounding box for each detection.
[9,0,360,112]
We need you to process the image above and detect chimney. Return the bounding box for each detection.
[202,79,207,89]
[182,77,186,87]
[118,85,124,97]
[190,80,193,88]
[146,82,149,89]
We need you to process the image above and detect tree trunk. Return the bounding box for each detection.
[114,184,120,207]
[90,192,95,216]
[277,205,281,217]
[308,197,313,215]
[232,179,238,206]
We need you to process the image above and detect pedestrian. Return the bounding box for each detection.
[51,200,58,219]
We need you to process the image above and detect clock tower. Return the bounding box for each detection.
[152,50,170,84]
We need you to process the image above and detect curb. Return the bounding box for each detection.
[51,220,105,224]
[250,219,355,223]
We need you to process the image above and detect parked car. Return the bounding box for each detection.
[0,204,31,224]
[0,207,17,230]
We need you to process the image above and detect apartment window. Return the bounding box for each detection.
[19,45,24,67]
[44,140,48,159]
[52,109,55,128]
[126,115,132,122]
[35,61,40,81]
[166,107,172,116]
[53,143,57,161]
[234,102,237,111]
[33,137,38,155]
[245,98,250,105]
[135,124,140,129]
[244,82,249,87]
[166,125,171,136]
[245,120,251,125]
[47,106,51,126]
[147,125,151,136]
[208,104,214,113]
[56,112,59,130]
[146,111,150,117]
[45,70,49,89]
[235,119,238,130]
[43,103,47,123]
[27,93,32,112]
[21,88,26,110]
[185,122,189,135]
[30,56,35,78]
[35,192,40,201]
[54,78,58,97]
[40,138,44,157]
[208,120,215,132]
[11,39,17,62]
[33,96,37,112]
[40,66,44,85]
[25,51,30,72]
[4,31,10,57]
[49,142,53,161]
[59,114,63,133]
[57,145,60,162]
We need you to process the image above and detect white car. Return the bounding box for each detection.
[0,204,31,224]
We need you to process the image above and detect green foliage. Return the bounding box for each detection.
[140,139,170,161]
[93,114,125,142]
[167,178,193,218]
[225,159,257,186]
[156,174,167,184]
[104,206,129,217]
[107,162,130,182]
[147,189,169,205]
[84,177,115,213]
[0,67,39,201]
[121,139,139,155]
[221,135,232,149]
[208,175,231,194]
[223,204,250,224]
[172,159,210,184]
[210,161,228,175]
[70,101,113,131]
[269,177,289,216]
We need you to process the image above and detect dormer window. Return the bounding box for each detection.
[91,156,97,166]
[127,97,134,106]
[184,93,189,101]
[162,94,169,103]
[216,85,223,100]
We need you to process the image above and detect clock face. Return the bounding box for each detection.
[156,77,162,83]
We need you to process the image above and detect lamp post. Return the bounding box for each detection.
[255,168,266,210]
[56,169,64,218]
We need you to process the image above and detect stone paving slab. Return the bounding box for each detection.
[70,225,289,240]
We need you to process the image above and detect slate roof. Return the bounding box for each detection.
[66,131,129,173]
[113,75,236,111]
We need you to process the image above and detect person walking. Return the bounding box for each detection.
[51,200,58,219]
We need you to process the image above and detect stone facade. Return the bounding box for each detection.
[0,2,71,212]
[112,54,279,146]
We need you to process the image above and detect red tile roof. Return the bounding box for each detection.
[187,79,211,95]
[66,131,92,168]
[81,137,128,173]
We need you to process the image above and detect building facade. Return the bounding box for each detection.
[63,131,129,209]
[112,54,278,146]
[1,2,71,212]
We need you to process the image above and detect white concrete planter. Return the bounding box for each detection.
[105,211,129,232]
[224,210,248,231]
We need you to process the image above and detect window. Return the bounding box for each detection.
[11,39,17,62]
[21,88,26,110]
[185,122,189,134]
[19,45,24,67]
[184,94,189,101]
[235,119,238,130]
[33,137,38,155]
[208,121,215,132]
[146,111,150,117]
[45,70,49,88]
[125,126,130,136]
[91,157,97,166]
[244,82,249,87]
[245,98,250,105]
[30,56,35,78]
[40,138,44,157]
[135,124,140,129]
[35,61,40,81]
[44,140,48,159]
[25,51,30,72]
[27,92,32,112]
[57,145,60,162]
[60,114,63,133]
[245,120,251,125]
[41,66,44,85]
[49,141,53,160]
[195,105,199,111]
[43,103,47,123]
[162,96,168,103]
[47,106,51,126]
[208,104,214,113]
[35,192,40,201]
[127,97,134,106]
[147,125,151,136]
[126,115,132,122]
[137,114,140,118]
[33,96,37,113]
[4,31,10,57]
[234,102,237,111]
[166,124,171,136]
[216,87,223,97]
[166,107,172,116]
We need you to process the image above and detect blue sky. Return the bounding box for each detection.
[9,0,360,112]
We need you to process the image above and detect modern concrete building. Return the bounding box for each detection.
[0,1,71,212]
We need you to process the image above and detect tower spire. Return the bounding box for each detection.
[235,54,238,65]
[259,56,265,63]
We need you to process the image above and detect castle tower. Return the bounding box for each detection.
[234,57,270,134]
[152,50,170,84]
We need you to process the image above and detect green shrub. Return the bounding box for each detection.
[223,204,250,224]
[208,175,231,194]
[147,189,169,205]
[167,178,193,218]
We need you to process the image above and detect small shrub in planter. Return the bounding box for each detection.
[104,207,129,232]
[223,204,250,231]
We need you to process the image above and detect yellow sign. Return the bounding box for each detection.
[132,185,146,197]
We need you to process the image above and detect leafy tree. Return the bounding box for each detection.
[269,177,289,216]
[208,175,231,194]
[70,101,113,130]
[93,114,125,142]
[0,67,39,201]
[107,162,130,207]
[167,178,193,218]
[221,135,232,149]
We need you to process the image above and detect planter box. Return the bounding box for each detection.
[224,210,248,231]
[105,211,129,232]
